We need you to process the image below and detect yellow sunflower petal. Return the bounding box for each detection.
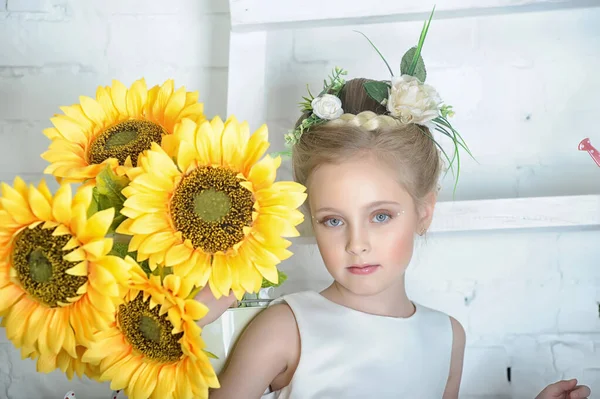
[174,364,194,399]
[51,115,88,143]
[129,213,170,235]
[242,123,269,174]
[59,104,94,133]
[126,78,148,117]
[52,184,72,225]
[138,232,177,255]
[131,362,159,399]
[80,95,107,127]
[0,284,24,314]
[153,366,177,399]
[65,260,88,276]
[36,180,53,204]
[193,120,214,166]
[164,86,187,127]
[29,187,52,220]
[153,79,175,122]
[1,198,35,225]
[207,116,224,165]
[81,208,115,242]
[110,79,128,116]
[221,117,244,169]
[95,86,119,122]
[209,254,231,298]
[184,300,208,321]
[165,243,193,266]
[248,155,280,191]
[254,263,279,284]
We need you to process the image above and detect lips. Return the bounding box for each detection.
[347,264,380,275]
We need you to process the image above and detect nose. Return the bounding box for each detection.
[345,225,370,255]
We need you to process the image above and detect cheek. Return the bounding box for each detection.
[375,227,415,265]
[314,231,344,266]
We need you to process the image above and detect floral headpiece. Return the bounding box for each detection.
[278,7,473,193]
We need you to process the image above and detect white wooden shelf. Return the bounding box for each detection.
[229,0,599,32]
[290,194,600,244]
[429,194,600,233]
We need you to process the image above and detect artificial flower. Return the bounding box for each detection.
[386,74,441,125]
[83,262,218,399]
[0,179,130,378]
[41,78,205,184]
[116,116,307,299]
[311,94,343,120]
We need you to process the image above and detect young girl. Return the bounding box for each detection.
[195,16,591,394]
[194,76,591,398]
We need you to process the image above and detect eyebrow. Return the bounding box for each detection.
[315,201,402,213]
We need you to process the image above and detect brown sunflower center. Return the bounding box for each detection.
[118,293,183,362]
[170,166,254,254]
[12,225,87,307]
[88,120,166,167]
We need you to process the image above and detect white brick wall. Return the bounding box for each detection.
[0,1,231,398]
[1,1,599,399]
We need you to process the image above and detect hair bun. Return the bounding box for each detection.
[338,78,388,115]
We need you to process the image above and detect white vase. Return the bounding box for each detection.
[202,306,267,375]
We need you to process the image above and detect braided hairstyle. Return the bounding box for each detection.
[291,78,442,210]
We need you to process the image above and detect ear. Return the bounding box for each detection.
[416,191,437,235]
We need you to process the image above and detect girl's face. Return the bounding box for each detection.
[308,156,435,297]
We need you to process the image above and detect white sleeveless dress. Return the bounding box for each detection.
[262,290,453,399]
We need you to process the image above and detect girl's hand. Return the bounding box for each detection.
[535,379,591,399]
[194,285,238,328]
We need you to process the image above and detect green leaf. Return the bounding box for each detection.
[354,30,394,77]
[401,6,435,81]
[261,270,288,288]
[400,47,427,82]
[270,150,293,158]
[87,188,100,218]
[96,167,129,203]
[363,81,390,105]
[204,350,219,360]
[139,259,152,275]
[109,241,130,258]
[92,166,131,234]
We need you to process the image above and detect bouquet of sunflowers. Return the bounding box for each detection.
[0,79,307,398]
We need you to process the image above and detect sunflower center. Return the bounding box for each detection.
[88,120,166,167]
[118,293,183,362]
[140,315,162,343]
[193,189,232,222]
[12,225,87,307]
[170,166,255,254]
[106,129,138,147]
[28,249,53,283]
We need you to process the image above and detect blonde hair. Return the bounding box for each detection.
[291,78,442,209]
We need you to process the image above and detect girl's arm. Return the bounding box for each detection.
[442,317,466,399]
[209,303,299,399]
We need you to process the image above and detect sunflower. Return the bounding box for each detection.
[0,178,131,377]
[41,78,205,184]
[82,262,218,399]
[116,116,307,299]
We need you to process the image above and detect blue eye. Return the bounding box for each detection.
[373,213,391,223]
[324,218,343,227]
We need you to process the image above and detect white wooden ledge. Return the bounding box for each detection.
[291,194,600,243]
[229,0,600,32]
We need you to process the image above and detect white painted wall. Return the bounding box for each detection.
[0,1,599,398]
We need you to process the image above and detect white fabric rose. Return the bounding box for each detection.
[311,94,343,120]
[387,75,442,125]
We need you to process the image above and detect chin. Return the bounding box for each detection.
[336,276,395,297]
